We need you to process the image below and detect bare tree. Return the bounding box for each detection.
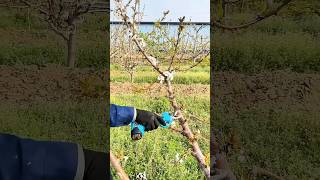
[4,0,109,68]
[110,1,144,83]
[111,23,141,83]
[113,0,210,178]
[141,20,210,71]
[110,23,125,60]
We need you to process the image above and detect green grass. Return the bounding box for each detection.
[213,31,320,73]
[214,104,320,179]
[213,15,320,73]
[0,8,108,68]
[0,101,107,152]
[110,64,210,73]
[110,94,210,179]
[228,14,320,36]
[111,70,210,84]
[0,36,107,68]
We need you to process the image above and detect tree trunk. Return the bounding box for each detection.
[240,0,245,13]
[129,72,134,83]
[165,80,211,178]
[266,0,273,10]
[67,31,76,68]
[222,0,228,25]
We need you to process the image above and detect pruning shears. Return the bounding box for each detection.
[131,112,174,141]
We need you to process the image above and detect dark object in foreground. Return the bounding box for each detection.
[0,133,108,180]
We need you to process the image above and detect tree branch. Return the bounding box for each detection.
[165,79,210,178]
[110,151,130,180]
[47,21,69,41]
[114,0,210,178]
[20,0,49,15]
[212,0,294,30]
[168,16,185,71]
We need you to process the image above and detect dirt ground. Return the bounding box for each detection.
[0,64,107,104]
[214,70,320,112]
[1,65,320,109]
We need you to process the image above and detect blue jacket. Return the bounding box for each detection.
[0,104,134,180]
[110,104,136,127]
[0,133,84,180]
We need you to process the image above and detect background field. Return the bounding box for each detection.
[0,7,107,152]
[213,15,320,73]
[213,12,320,179]
[1,3,320,179]
[110,65,210,179]
[0,8,108,68]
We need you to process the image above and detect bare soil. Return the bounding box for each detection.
[1,65,320,109]
[214,70,320,112]
[0,64,107,104]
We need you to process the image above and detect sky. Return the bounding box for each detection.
[110,0,210,22]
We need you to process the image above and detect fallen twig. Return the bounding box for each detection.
[110,151,130,180]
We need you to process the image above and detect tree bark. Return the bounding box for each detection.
[130,72,134,83]
[67,30,76,68]
[222,0,227,24]
[165,80,211,179]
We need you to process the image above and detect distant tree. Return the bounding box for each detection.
[110,2,143,83]
[2,0,108,68]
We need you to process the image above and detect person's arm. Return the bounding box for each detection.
[0,133,84,180]
[110,104,166,131]
[110,104,136,127]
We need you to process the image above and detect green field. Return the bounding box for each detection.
[213,14,320,179]
[213,15,320,73]
[110,66,210,84]
[214,100,320,179]
[1,3,320,179]
[110,65,210,179]
[0,8,108,68]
